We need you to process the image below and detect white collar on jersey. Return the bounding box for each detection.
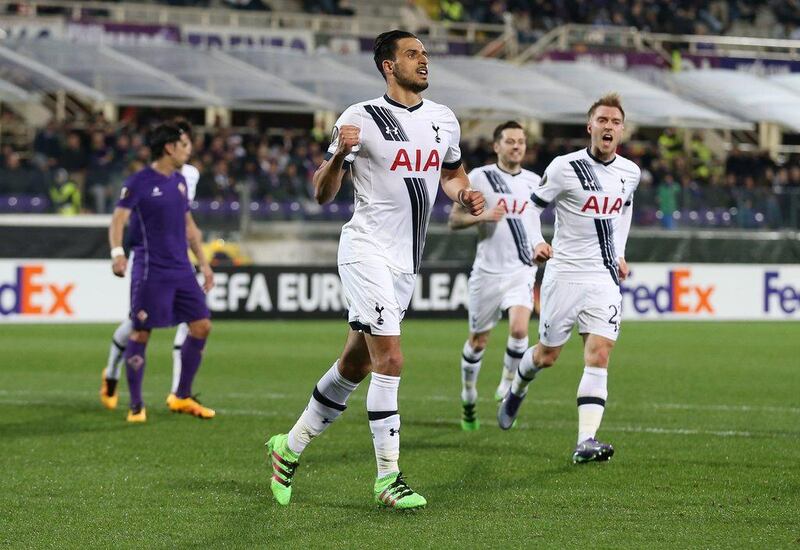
[495,163,522,177]
[383,93,424,112]
[586,147,617,166]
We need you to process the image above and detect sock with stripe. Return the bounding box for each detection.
[460,340,484,404]
[124,339,147,412]
[105,319,133,381]
[577,366,608,444]
[510,346,542,397]
[500,335,528,388]
[171,323,189,394]
[367,372,401,478]
[287,361,359,455]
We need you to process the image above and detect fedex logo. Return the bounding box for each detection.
[622,269,715,314]
[390,149,440,172]
[764,271,799,313]
[0,265,75,316]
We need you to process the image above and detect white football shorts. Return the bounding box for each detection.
[338,259,415,336]
[537,277,622,346]
[468,268,535,334]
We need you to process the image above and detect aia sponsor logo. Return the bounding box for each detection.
[496,197,528,215]
[581,195,623,215]
[390,149,440,172]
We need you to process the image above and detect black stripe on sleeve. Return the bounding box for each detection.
[442,159,462,170]
[530,193,549,208]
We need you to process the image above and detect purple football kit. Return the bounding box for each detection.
[117,166,209,331]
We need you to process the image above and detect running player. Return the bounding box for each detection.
[265,30,485,510]
[497,94,640,464]
[448,121,541,430]
[108,122,215,422]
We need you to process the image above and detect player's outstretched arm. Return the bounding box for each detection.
[441,164,485,216]
[109,206,131,277]
[186,212,214,292]
[313,124,360,204]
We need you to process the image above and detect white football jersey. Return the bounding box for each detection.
[326,94,461,274]
[469,163,542,275]
[533,148,640,285]
[181,164,200,201]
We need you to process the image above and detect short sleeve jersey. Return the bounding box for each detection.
[532,148,640,285]
[117,166,193,280]
[469,163,542,275]
[326,94,461,274]
[181,163,200,201]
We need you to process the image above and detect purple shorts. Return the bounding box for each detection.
[130,273,210,330]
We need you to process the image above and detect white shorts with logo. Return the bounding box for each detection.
[468,268,535,333]
[338,259,416,336]
[538,278,622,346]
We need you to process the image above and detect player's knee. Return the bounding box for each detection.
[190,319,212,339]
[130,330,150,343]
[586,348,610,368]
[533,345,560,368]
[509,326,528,340]
[469,333,488,351]
[374,351,404,376]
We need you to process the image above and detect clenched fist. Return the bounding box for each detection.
[459,188,485,216]
[336,125,360,156]
[533,242,553,264]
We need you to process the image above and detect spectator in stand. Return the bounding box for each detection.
[49,168,81,216]
[59,131,89,187]
[657,173,680,229]
[33,121,61,170]
[87,131,116,213]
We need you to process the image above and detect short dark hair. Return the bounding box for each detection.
[373,30,418,80]
[148,122,184,160]
[587,93,625,121]
[174,118,193,137]
[493,120,524,143]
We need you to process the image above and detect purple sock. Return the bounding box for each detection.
[176,336,206,398]
[124,340,147,411]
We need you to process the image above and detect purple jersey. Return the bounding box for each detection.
[117,166,192,281]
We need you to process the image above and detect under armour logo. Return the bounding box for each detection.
[389,428,400,436]
[322,418,332,424]
[432,123,441,143]
[386,126,400,137]
[375,303,385,326]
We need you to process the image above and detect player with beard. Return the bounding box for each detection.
[265,30,485,509]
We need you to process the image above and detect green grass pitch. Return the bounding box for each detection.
[1,320,798,548]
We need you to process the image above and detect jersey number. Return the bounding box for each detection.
[607,305,620,332]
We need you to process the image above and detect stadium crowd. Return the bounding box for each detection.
[1,115,797,228]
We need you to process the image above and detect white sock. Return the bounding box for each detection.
[577,366,608,444]
[367,372,401,478]
[287,361,359,455]
[500,335,528,386]
[105,319,133,380]
[460,340,484,404]
[171,323,189,394]
[510,346,541,397]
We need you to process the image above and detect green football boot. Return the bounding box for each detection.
[266,433,300,505]
[374,472,427,510]
[461,401,480,431]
